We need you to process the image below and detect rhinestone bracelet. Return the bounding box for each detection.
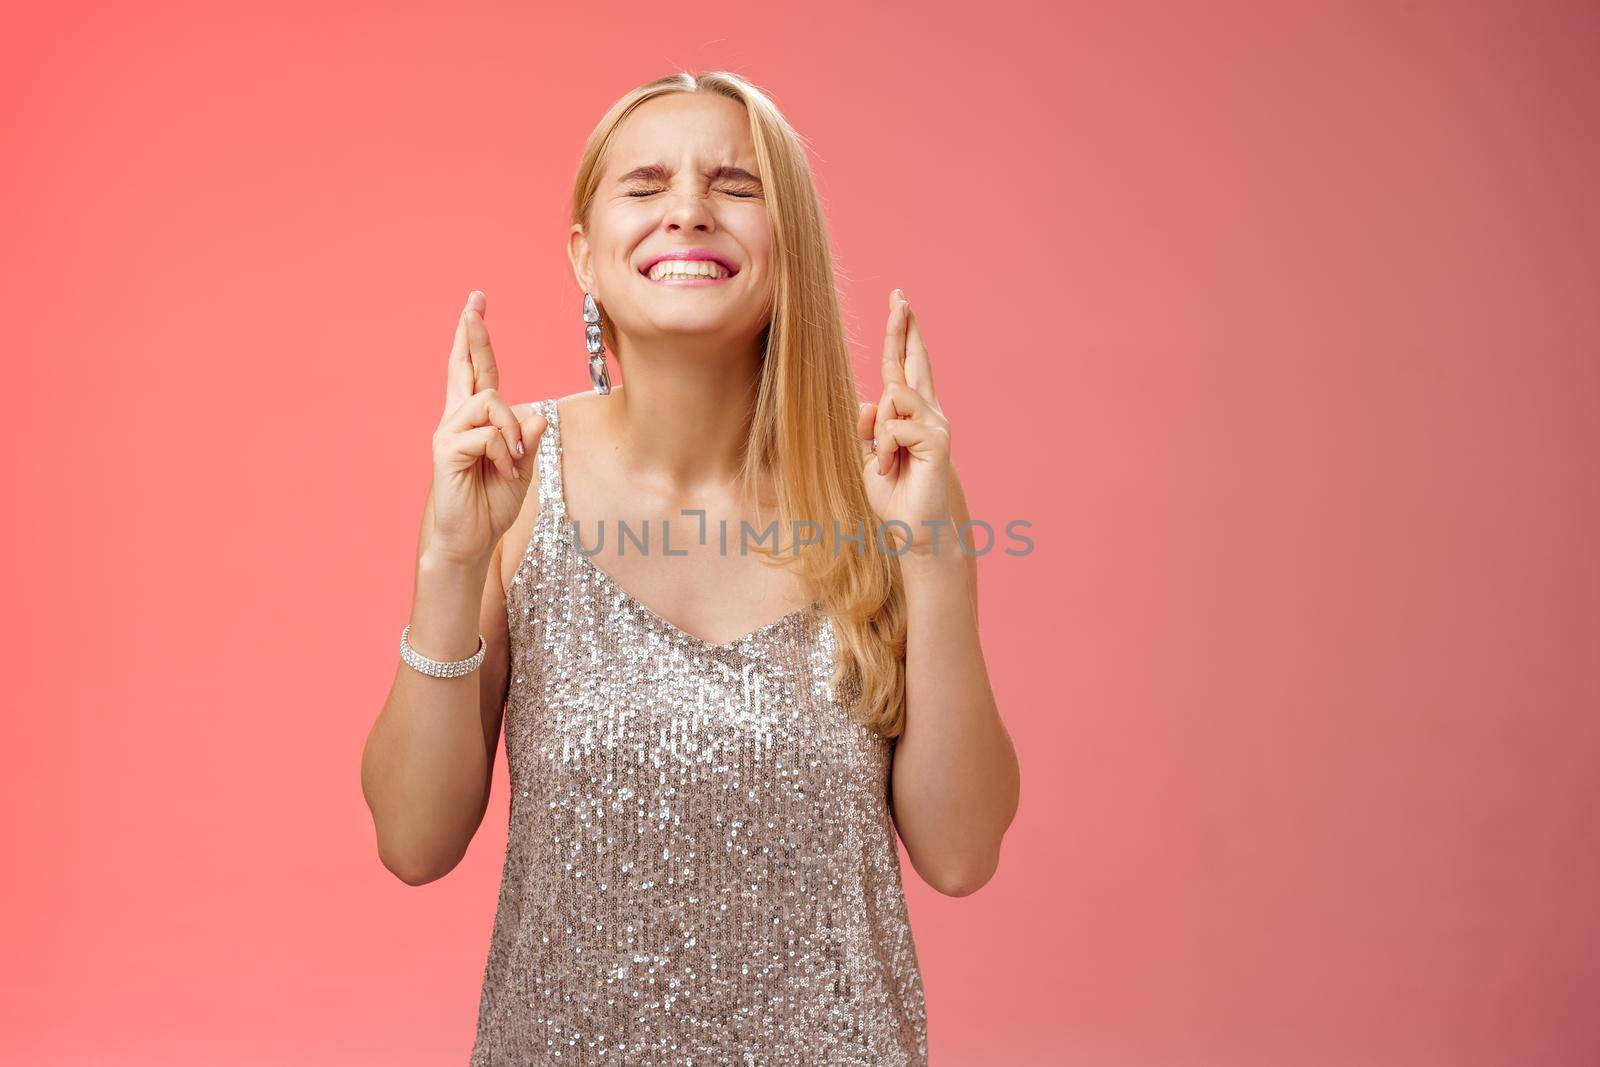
[400,624,486,678]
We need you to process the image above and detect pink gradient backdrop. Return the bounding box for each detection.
[5,1,1598,1064]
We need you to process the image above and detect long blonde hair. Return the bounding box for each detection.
[569,71,908,738]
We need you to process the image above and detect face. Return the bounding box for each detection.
[570,92,774,351]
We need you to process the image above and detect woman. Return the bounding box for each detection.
[361,71,1020,1065]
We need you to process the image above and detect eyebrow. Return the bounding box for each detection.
[614,163,763,187]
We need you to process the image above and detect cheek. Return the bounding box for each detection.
[738,221,775,277]
[590,213,652,282]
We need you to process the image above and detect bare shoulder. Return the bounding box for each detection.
[548,383,625,435]
[491,384,622,588]
[492,387,622,593]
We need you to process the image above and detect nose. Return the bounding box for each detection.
[661,189,715,233]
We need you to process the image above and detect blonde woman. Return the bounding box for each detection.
[361,71,1020,1065]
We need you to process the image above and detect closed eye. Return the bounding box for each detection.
[625,188,760,198]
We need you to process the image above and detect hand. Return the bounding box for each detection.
[856,288,953,556]
[420,290,547,568]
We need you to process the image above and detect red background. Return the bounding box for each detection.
[5,1,1598,1064]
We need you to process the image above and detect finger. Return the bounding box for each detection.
[444,424,520,482]
[872,390,902,477]
[878,381,929,420]
[510,404,548,481]
[873,420,902,479]
[441,388,526,463]
[880,289,909,387]
[877,420,920,482]
[903,300,937,404]
[444,293,477,415]
[465,291,499,394]
[856,400,878,463]
[871,382,927,475]
[877,417,948,466]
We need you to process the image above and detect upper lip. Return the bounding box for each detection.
[638,248,740,277]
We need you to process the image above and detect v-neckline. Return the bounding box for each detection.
[546,396,819,653]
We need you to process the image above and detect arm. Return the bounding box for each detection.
[361,291,545,886]
[890,463,1019,897]
[949,460,979,620]
[359,514,514,886]
[861,289,1019,898]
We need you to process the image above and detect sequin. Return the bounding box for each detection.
[468,397,929,1065]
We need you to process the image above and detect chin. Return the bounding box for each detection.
[644,311,746,333]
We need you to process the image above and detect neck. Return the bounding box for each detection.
[602,327,767,496]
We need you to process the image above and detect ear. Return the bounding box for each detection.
[567,224,596,294]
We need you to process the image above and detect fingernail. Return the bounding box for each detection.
[467,290,484,313]
[514,439,526,457]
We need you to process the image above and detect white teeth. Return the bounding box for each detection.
[647,259,730,281]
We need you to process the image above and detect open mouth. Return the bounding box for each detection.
[638,251,740,285]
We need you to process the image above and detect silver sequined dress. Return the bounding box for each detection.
[468,396,929,1065]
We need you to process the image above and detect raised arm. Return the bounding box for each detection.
[856,288,1020,897]
[359,290,546,885]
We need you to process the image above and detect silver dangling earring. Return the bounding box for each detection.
[583,292,611,395]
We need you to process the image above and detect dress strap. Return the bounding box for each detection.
[535,397,565,520]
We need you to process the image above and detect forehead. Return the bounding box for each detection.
[603,93,757,176]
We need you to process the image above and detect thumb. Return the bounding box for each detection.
[513,409,548,482]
